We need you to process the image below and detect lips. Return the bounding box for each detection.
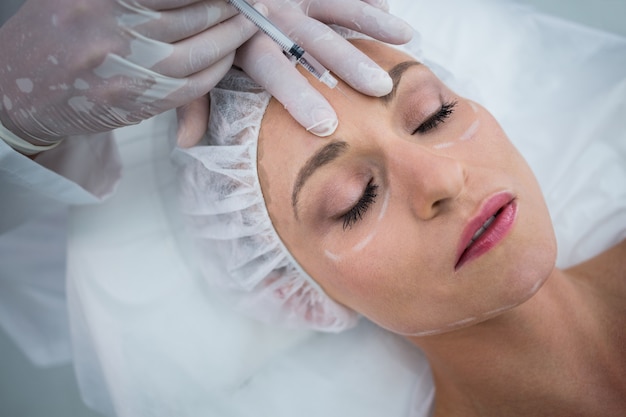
[455,192,517,270]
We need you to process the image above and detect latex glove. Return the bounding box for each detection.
[0,0,261,146]
[234,0,413,137]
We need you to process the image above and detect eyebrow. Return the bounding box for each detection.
[292,140,349,218]
[290,60,421,218]
[380,60,422,104]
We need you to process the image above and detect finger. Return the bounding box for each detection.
[131,0,239,43]
[176,95,209,147]
[236,34,338,137]
[156,53,231,149]
[138,0,213,11]
[360,0,390,12]
[152,6,263,78]
[291,1,413,44]
[90,53,189,123]
[282,21,394,97]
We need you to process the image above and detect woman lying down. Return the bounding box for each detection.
[174,33,626,417]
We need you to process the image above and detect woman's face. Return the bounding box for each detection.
[257,40,556,336]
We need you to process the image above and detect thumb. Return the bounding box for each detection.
[176,95,210,148]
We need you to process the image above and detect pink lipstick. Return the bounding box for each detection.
[455,192,517,270]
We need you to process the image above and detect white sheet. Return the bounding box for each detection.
[66,1,626,416]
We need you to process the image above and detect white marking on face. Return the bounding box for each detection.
[483,302,518,317]
[352,232,375,253]
[408,327,446,337]
[447,316,478,327]
[526,278,545,297]
[469,101,479,113]
[433,141,455,150]
[402,315,480,337]
[325,249,341,262]
[459,120,480,142]
[350,188,390,253]
[378,189,390,221]
[431,118,480,151]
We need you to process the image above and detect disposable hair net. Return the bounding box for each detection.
[173,68,358,332]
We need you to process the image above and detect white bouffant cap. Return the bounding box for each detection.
[173,68,359,332]
[173,26,433,332]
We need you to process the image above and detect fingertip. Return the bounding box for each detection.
[363,0,390,12]
[306,117,339,137]
[176,122,196,148]
[361,66,393,97]
[297,103,338,136]
[397,20,415,43]
[176,98,209,148]
[177,127,204,148]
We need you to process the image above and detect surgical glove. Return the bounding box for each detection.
[234,0,413,137]
[0,0,261,146]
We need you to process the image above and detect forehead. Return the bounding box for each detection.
[350,39,415,70]
[256,40,417,218]
[258,39,416,156]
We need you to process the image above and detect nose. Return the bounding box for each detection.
[388,142,465,220]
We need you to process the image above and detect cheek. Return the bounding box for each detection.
[310,219,443,331]
[436,102,516,167]
[432,100,482,150]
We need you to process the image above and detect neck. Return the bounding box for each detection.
[408,266,626,417]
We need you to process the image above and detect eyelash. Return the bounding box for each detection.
[413,100,458,135]
[338,100,456,230]
[342,179,379,230]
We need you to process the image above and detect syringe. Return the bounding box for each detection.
[227,0,338,89]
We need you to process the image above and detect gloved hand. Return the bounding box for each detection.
[0,0,261,147]
[0,0,412,150]
[148,0,415,146]
[233,0,413,137]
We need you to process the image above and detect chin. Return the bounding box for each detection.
[397,238,557,338]
[484,228,557,321]
[494,182,558,313]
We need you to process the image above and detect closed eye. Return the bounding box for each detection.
[341,179,378,230]
[413,100,457,134]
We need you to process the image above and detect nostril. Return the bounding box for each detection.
[431,197,452,216]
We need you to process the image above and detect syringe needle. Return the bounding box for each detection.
[227,0,337,89]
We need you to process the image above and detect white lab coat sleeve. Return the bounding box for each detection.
[0,131,122,233]
[0,132,121,366]
[0,0,123,369]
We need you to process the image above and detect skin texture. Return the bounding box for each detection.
[257,40,626,416]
